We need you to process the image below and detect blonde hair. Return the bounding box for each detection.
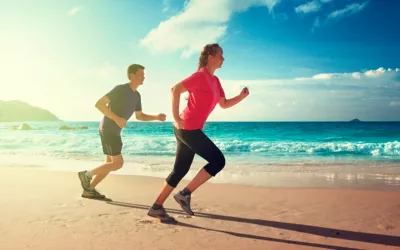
[197,44,222,70]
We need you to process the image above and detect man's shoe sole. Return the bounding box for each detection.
[81,194,112,202]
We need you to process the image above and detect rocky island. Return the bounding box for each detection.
[0,100,60,122]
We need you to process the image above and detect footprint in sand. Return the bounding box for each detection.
[377,223,395,230]
[193,207,210,213]
[377,217,395,230]
[177,215,193,219]
[278,232,291,240]
[275,210,288,216]
[71,200,85,208]
[138,219,154,224]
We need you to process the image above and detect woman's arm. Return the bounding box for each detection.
[219,87,249,109]
[171,82,187,128]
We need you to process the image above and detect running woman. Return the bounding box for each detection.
[147,44,249,222]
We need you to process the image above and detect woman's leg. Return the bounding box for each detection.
[173,129,225,214]
[148,129,195,222]
[181,130,225,192]
[154,134,195,205]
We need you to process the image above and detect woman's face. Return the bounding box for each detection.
[209,47,224,68]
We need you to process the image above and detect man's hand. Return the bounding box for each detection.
[157,113,167,121]
[239,87,250,100]
[114,117,127,128]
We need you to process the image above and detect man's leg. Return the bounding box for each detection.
[78,132,123,200]
[87,131,123,188]
[90,154,123,187]
[79,155,123,201]
[90,155,112,188]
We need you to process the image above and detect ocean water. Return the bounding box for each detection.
[1,121,399,187]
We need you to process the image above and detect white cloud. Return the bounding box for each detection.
[294,67,396,81]
[312,2,368,31]
[311,17,321,32]
[312,73,333,80]
[140,0,280,58]
[295,1,321,14]
[396,68,400,72]
[162,0,169,12]
[364,67,385,78]
[390,101,400,107]
[296,0,333,15]
[276,101,296,107]
[67,6,82,16]
[327,2,368,20]
[213,67,400,121]
[241,68,398,92]
[95,63,118,81]
[390,101,400,106]
[352,72,361,79]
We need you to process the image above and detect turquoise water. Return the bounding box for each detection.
[1,121,399,162]
[1,121,399,187]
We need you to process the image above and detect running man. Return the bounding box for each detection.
[78,64,166,200]
[147,44,249,222]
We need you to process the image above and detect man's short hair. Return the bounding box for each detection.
[127,64,145,77]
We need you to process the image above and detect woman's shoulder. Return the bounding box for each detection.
[193,70,207,77]
[186,70,207,81]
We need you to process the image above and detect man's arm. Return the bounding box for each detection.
[135,111,165,121]
[95,96,119,121]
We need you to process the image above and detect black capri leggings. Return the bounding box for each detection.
[166,127,226,188]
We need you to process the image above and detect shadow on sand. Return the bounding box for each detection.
[106,201,400,249]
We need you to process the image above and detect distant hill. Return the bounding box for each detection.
[0,100,60,122]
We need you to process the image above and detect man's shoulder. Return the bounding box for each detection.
[119,83,130,88]
[110,83,129,91]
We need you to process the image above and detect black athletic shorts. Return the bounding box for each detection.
[99,131,123,156]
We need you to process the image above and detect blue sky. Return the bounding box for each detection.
[0,0,399,121]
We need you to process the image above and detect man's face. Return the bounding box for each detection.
[131,68,145,84]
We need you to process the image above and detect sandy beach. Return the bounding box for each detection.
[0,167,399,250]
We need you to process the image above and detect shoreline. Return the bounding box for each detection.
[1,155,399,189]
